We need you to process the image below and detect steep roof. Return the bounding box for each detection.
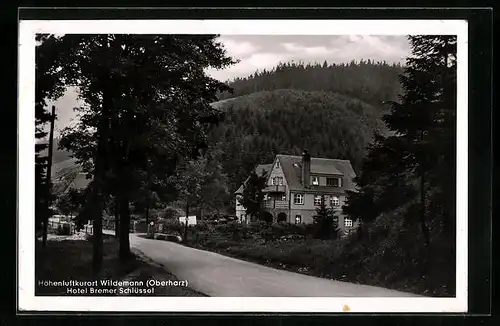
[278,154,356,192]
[235,155,357,195]
[234,163,272,194]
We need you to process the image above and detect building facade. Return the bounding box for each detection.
[235,151,359,234]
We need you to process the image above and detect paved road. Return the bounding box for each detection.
[104,230,420,297]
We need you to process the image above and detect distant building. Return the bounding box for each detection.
[179,215,197,226]
[234,150,360,234]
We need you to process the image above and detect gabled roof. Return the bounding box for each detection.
[277,154,356,192]
[235,154,357,195]
[234,163,272,194]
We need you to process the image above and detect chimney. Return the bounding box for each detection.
[301,150,311,188]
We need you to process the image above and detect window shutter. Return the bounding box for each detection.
[338,178,343,187]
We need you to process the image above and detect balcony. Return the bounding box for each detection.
[262,200,289,209]
[263,185,287,193]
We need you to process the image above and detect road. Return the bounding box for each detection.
[104,230,421,297]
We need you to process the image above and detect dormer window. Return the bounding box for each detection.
[327,177,342,187]
[312,176,319,186]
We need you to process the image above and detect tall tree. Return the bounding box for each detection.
[344,35,457,245]
[382,35,457,244]
[241,169,268,221]
[313,195,338,240]
[35,35,69,241]
[57,34,235,269]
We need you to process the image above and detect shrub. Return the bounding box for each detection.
[192,221,212,233]
[260,227,275,243]
[159,219,183,234]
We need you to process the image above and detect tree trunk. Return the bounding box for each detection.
[114,198,120,237]
[42,105,56,248]
[184,201,189,243]
[420,171,430,246]
[90,182,104,276]
[145,191,150,226]
[119,194,131,261]
[92,43,113,275]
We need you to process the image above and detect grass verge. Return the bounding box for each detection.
[35,233,206,296]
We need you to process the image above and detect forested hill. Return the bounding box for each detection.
[217,60,404,107]
[209,89,390,194]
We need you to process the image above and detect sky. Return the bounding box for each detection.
[48,35,411,136]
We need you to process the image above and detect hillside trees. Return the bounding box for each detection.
[210,90,387,194]
[218,60,404,107]
[50,34,235,273]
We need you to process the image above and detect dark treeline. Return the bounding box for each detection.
[217,59,404,107]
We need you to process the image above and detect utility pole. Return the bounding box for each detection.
[42,105,56,247]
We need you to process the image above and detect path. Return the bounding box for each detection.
[104,230,421,297]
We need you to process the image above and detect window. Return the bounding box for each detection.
[271,176,283,186]
[293,193,304,205]
[312,176,319,186]
[330,196,340,207]
[276,160,280,168]
[344,218,353,227]
[295,215,302,224]
[314,195,322,206]
[236,195,243,205]
[327,177,342,187]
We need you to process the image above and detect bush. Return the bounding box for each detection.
[56,223,72,236]
[159,219,183,235]
[259,227,275,243]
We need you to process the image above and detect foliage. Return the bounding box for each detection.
[35,35,70,233]
[341,35,457,294]
[55,188,87,217]
[158,219,184,235]
[162,207,182,220]
[47,34,236,268]
[344,35,457,244]
[241,169,268,219]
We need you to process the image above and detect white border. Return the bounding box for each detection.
[18,19,468,313]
